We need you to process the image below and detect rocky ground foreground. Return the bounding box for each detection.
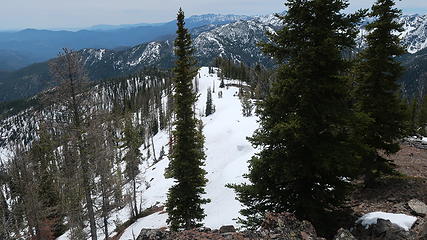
[136,142,427,240]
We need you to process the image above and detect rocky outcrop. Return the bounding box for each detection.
[136,212,326,240]
[219,225,236,233]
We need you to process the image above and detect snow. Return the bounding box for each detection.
[55,67,258,240]
[357,212,417,231]
[120,212,169,240]
[128,42,161,66]
[116,67,257,238]
[96,49,106,60]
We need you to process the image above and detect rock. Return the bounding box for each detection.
[137,229,169,240]
[333,228,357,240]
[408,199,427,217]
[260,212,324,239]
[198,227,212,232]
[353,218,415,240]
[136,212,326,240]
[418,221,427,240]
[219,225,236,233]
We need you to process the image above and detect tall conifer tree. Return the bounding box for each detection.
[205,87,213,116]
[230,0,365,229]
[30,123,65,238]
[166,8,209,231]
[354,0,407,182]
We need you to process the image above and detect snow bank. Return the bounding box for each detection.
[120,212,168,240]
[357,212,417,231]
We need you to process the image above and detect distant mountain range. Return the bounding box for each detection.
[1,13,427,102]
[0,14,252,71]
[86,14,252,31]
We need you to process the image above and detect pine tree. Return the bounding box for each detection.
[159,103,166,131]
[205,87,213,116]
[30,123,65,238]
[240,91,253,117]
[166,8,209,231]
[354,0,407,182]
[418,95,427,135]
[229,0,365,232]
[121,115,142,218]
[219,78,225,88]
[408,98,418,135]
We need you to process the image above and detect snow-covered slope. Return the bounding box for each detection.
[56,67,258,239]
[400,14,427,54]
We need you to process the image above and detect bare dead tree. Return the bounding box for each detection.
[48,48,98,240]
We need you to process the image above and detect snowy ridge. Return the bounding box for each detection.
[77,13,427,73]
[399,14,427,54]
[127,42,161,66]
[356,14,427,53]
[186,14,253,25]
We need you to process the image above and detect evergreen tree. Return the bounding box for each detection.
[219,79,225,88]
[205,87,213,116]
[354,0,407,182]
[166,8,209,231]
[418,95,427,135]
[159,103,167,131]
[230,0,365,231]
[30,123,65,238]
[240,91,253,117]
[408,98,418,135]
[121,115,142,217]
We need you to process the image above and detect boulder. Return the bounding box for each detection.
[219,225,236,233]
[259,212,325,240]
[333,228,357,240]
[353,218,415,240]
[408,199,427,217]
[137,229,169,240]
[418,221,427,240]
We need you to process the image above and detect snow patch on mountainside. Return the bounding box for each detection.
[400,15,427,54]
[128,42,161,66]
[96,49,106,60]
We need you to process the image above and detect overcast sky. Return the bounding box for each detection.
[1,0,426,30]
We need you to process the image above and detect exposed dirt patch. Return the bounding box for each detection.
[391,144,427,179]
[348,143,427,235]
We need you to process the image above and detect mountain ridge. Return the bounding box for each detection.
[2,13,427,102]
[0,13,252,71]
